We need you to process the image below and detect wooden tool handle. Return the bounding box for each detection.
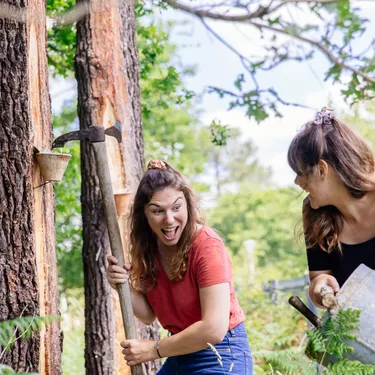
[288,295,323,329]
[93,142,143,375]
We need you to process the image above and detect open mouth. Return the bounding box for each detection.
[161,227,179,240]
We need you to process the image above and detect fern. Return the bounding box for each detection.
[323,309,360,359]
[0,364,38,375]
[326,359,375,375]
[306,328,326,354]
[306,308,375,375]
[260,308,375,375]
[254,348,317,375]
[0,316,58,375]
[0,315,58,352]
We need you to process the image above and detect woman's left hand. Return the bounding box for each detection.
[121,339,158,366]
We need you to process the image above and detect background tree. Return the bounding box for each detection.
[74,0,162,373]
[344,104,375,147]
[0,0,61,373]
[208,186,305,272]
[48,2,209,373]
[203,128,272,195]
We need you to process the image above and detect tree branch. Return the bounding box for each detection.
[199,18,260,90]
[163,0,375,85]
[249,21,375,84]
[163,0,273,21]
[162,0,348,23]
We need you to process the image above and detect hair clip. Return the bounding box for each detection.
[147,159,167,170]
[313,106,335,125]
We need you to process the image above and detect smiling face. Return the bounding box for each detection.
[294,160,338,210]
[295,172,323,209]
[144,186,188,248]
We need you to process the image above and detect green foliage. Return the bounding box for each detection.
[236,283,309,374]
[203,128,273,195]
[46,0,76,77]
[314,1,374,104]
[0,364,38,375]
[208,186,305,272]
[255,308,375,374]
[254,348,317,375]
[52,104,83,291]
[137,18,207,177]
[343,105,375,149]
[137,19,195,118]
[323,309,359,358]
[307,309,360,361]
[210,119,230,146]
[61,327,85,374]
[306,328,326,354]
[0,316,58,353]
[0,316,58,374]
[327,359,375,375]
[306,308,375,375]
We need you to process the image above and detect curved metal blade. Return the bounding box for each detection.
[52,126,105,150]
[104,121,122,143]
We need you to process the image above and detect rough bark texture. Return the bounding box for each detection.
[117,4,161,374]
[0,0,61,373]
[75,0,160,374]
[75,12,115,375]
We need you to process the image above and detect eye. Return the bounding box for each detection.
[152,209,164,215]
[173,205,181,211]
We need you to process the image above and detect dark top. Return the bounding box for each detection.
[307,237,375,287]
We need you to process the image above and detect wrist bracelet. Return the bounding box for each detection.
[154,340,162,358]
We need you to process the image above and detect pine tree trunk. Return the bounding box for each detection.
[0,0,61,373]
[75,0,160,374]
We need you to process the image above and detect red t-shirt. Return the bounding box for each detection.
[146,226,245,333]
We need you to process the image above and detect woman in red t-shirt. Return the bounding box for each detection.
[106,160,252,374]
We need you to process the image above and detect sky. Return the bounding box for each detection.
[155,1,375,187]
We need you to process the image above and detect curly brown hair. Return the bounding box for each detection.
[129,161,204,292]
[288,117,375,253]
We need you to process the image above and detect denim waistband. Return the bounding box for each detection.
[168,321,247,337]
[227,321,247,337]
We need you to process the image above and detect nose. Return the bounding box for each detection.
[294,175,302,187]
[165,210,175,225]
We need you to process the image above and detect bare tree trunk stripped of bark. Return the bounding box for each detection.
[0,0,61,373]
[75,0,160,374]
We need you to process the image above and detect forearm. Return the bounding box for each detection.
[157,320,227,358]
[129,285,156,325]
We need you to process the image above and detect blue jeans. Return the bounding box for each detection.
[156,322,253,375]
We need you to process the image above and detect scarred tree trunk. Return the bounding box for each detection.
[0,0,61,373]
[75,0,160,374]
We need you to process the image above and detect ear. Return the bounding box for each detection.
[317,160,329,179]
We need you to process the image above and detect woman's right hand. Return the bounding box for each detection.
[106,255,131,290]
[309,273,340,308]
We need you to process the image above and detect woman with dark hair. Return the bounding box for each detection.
[288,107,375,309]
[106,160,252,374]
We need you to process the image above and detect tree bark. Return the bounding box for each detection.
[0,0,61,373]
[75,0,160,374]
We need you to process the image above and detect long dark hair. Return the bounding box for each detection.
[288,114,375,252]
[129,160,204,291]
